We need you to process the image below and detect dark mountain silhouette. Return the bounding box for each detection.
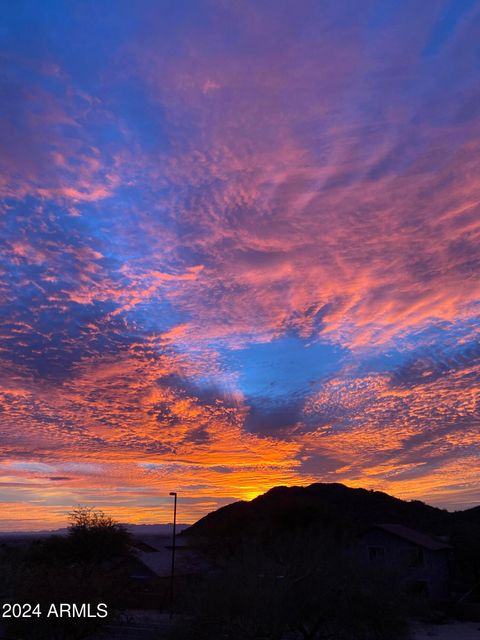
[183,482,480,545]
[182,483,480,608]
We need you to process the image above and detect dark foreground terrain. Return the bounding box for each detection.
[1,484,480,640]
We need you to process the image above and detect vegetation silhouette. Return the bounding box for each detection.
[0,507,133,640]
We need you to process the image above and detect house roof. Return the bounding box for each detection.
[367,524,453,551]
[131,534,210,577]
[126,556,158,579]
[134,540,159,553]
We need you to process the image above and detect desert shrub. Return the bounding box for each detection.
[1,508,133,640]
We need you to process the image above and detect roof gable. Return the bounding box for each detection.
[365,524,453,551]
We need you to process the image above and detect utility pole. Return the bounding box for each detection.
[169,491,177,620]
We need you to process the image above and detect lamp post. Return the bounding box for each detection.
[169,491,177,620]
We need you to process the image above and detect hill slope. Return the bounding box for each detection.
[183,482,478,542]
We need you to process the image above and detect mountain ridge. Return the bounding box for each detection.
[183,482,479,542]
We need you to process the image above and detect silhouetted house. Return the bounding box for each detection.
[359,524,453,601]
[132,535,209,579]
[121,534,211,609]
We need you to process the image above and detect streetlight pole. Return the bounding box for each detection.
[169,491,177,620]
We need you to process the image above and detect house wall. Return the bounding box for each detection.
[359,529,451,600]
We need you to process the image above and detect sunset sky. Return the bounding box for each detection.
[1,0,479,531]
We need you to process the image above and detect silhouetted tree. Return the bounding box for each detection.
[67,506,132,568]
[1,508,133,640]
